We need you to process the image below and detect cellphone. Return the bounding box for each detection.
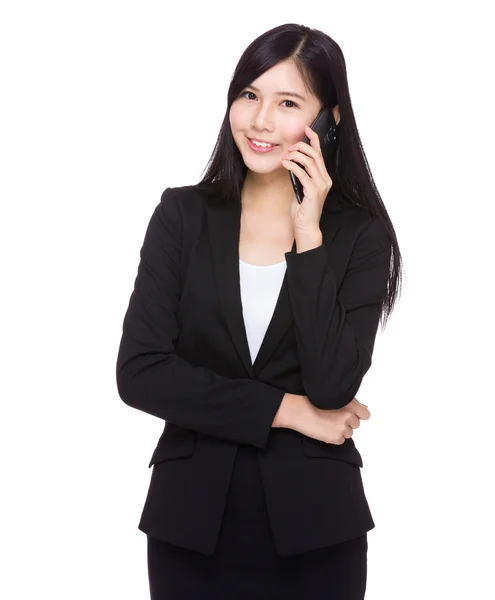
[289,107,338,204]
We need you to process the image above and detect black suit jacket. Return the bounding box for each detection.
[116,183,391,556]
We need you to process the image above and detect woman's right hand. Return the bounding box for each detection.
[295,396,371,445]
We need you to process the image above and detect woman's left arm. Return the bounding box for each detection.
[284,216,391,411]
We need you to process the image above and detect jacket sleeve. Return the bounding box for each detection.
[116,188,285,449]
[284,216,391,410]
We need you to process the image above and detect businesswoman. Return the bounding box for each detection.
[116,23,402,599]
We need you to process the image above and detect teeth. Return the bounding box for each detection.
[251,139,274,148]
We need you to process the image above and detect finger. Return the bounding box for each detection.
[287,141,329,183]
[288,140,319,159]
[304,125,334,184]
[283,150,313,172]
[282,153,328,193]
[305,125,321,151]
[348,415,361,429]
[354,404,371,420]
[281,159,311,185]
[354,397,368,408]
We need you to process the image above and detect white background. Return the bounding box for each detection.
[1,1,494,598]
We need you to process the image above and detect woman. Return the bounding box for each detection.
[116,23,402,599]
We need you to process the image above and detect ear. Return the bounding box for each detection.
[332,105,340,125]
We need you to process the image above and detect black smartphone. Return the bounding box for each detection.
[289,107,338,204]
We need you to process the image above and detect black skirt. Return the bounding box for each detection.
[147,445,368,599]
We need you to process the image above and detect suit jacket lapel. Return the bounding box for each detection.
[207,192,342,379]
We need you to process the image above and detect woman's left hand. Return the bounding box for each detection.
[281,125,334,235]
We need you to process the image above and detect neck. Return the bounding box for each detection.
[241,170,294,217]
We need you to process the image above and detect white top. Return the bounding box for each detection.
[239,258,287,364]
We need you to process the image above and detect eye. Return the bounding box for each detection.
[239,90,299,109]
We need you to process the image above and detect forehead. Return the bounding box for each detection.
[249,60,313,101]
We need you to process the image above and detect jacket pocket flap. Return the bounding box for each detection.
[301,437,363,467]
[148,432,196,468]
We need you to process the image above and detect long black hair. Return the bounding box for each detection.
[193,23,403,328]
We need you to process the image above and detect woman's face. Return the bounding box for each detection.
[229,60,335,176]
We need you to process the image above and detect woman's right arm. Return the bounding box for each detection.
[116,188,286,450]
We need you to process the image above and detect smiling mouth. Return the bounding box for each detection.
[248,138,278,145]
[246,136,279,154]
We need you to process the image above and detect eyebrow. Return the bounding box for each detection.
[246,85,306,102]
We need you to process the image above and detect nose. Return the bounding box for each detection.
[251,104,276,133]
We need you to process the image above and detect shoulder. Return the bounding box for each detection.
[339,205,390,246]
[160,184,208,209]
[326,205,390,264]
[157,184,211,224]
[323,190,388,244]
